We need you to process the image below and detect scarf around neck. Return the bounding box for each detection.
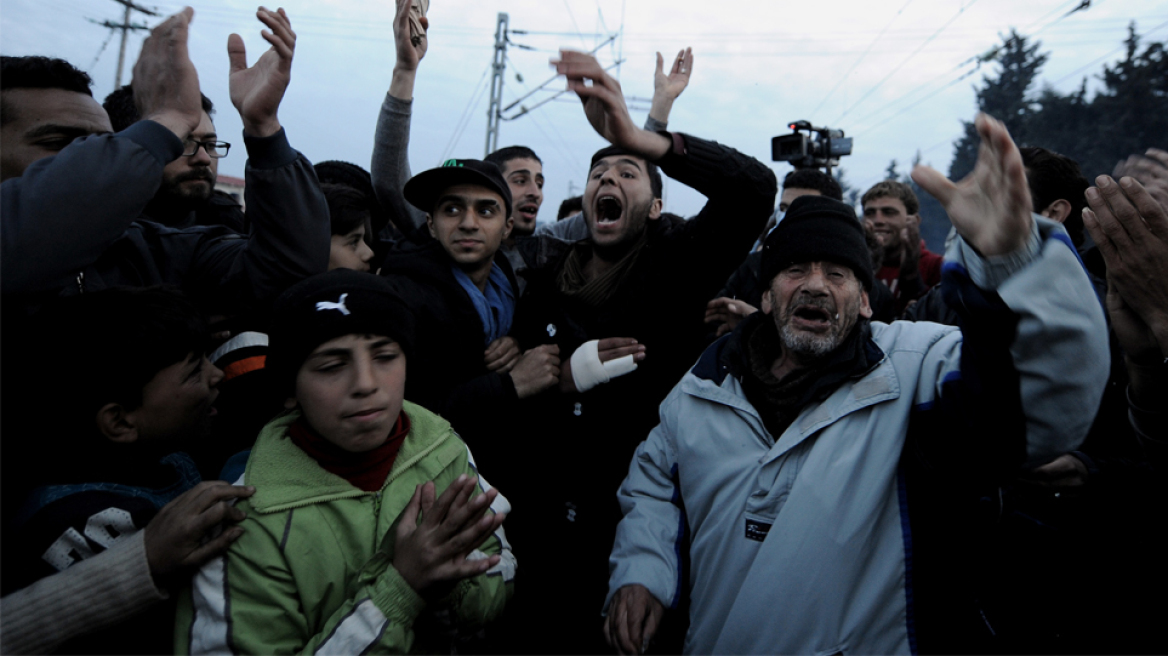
[288,412,412,492]
[452,262,516,346]
[739,313,874,440]
[556,229,650,308]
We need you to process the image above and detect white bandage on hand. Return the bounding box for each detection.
[569,339,638,392]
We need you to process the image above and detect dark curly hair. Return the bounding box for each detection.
[102,84,215,133]
[1,56,94,125]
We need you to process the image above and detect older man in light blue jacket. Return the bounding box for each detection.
[604,114,1109,655]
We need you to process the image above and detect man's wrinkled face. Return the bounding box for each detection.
[764,261,872,361]
[501,157,543,236]
[583,154,662,257]
[0,88,112,181]
[427,184,513,272]
[157,110,219,206]
[862,196,913,252]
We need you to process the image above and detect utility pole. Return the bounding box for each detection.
[484,12,509,158]
[90,0,159,88]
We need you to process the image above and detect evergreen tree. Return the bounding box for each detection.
[885,159,900,180]
[903,151,951,253]
[949,30,1048,180]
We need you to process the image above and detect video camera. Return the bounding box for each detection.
[772,121,852,173]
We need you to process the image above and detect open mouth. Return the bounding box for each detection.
[792,305,833,329]
[596,195,623,225]
[516,203,539,222]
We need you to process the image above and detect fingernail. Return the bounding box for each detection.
[1096,176,1111,188]
[1085,187,1099,201]
[1119,176,1134,188]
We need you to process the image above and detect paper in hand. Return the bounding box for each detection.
[408,0,429,47]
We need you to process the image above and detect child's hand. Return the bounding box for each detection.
[392,475,505,596]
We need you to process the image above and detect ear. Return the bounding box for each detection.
[647,198,663,221]
[908,213,921,227]
[503,215,514,240]
[96,403,138,444]
[426,214,437,238]
[761,288,775,315]
[859,289,873,320]
[1040,199,1072,224]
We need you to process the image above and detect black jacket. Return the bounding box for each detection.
[496,132,776,653]
[379,240,520,463]
[1,121,329,317]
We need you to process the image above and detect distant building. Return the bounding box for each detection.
[215,174,245,210]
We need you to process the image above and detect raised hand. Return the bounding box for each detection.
[1083,175,1168,360]
[552,51,670,160]
[560,337,646,393]
[1113,148,1168,210]
[131,7,203,141]
[911,113,1033,257]
[649,47,692,124]
[143,481,255,586]
[228,7,296,138]
[392,476,505,597]
[394,0,428,72]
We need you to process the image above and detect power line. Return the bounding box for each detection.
[833,0,983,124]
[809,0,915,118]
[440,62,492,163]
[561,0,589,48]
[1049,18,1168,89]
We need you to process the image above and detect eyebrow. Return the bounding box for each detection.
[507,169,533,178]
[590,158,645,174]
[306,348,352,360]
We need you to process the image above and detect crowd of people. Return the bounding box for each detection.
[2,1,1166,654]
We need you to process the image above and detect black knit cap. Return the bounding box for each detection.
[404,158,513,218]
[267,270,415,393]
[761,195,874,290]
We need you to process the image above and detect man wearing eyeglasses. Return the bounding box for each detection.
[100,88,246,233]
[1,8,328,317]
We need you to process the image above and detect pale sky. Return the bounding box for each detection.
[3,0,1166,222]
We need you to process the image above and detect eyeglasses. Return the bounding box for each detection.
[182,139,231,158]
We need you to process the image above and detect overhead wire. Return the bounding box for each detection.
[1049,18,1168,89]
[562,0,590,48]
[440,62,493,163]
[808,0,916,118]
[833,0,984,124]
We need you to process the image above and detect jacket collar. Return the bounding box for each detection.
[245,401,454,513]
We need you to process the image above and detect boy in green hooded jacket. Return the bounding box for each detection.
[176,270,515,654]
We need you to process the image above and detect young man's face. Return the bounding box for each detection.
[128,353,222,443]
[329,223,375,272]
[294,334,406,453]
[763,261,872,362]
[157,110,219,206]
[583,154,662,256]
[500,157,544,236]
[427,184,512,272]
[0,87,112,181]
[862,196,914,252]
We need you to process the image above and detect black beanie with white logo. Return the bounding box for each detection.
[267,270,415,393]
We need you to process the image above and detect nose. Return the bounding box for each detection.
[190,143,213,166]
[801,267,830,295]
[358,240,374,264]
[352,354,378,397]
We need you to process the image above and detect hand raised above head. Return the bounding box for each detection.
[393,0,429,72]
[911,113,1033,257]
[131,7,203,141]
[228,7,296,138]
[551,51,670,161]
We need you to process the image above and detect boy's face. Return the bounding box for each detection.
[294,334,406,453]
[129,353,222,443]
